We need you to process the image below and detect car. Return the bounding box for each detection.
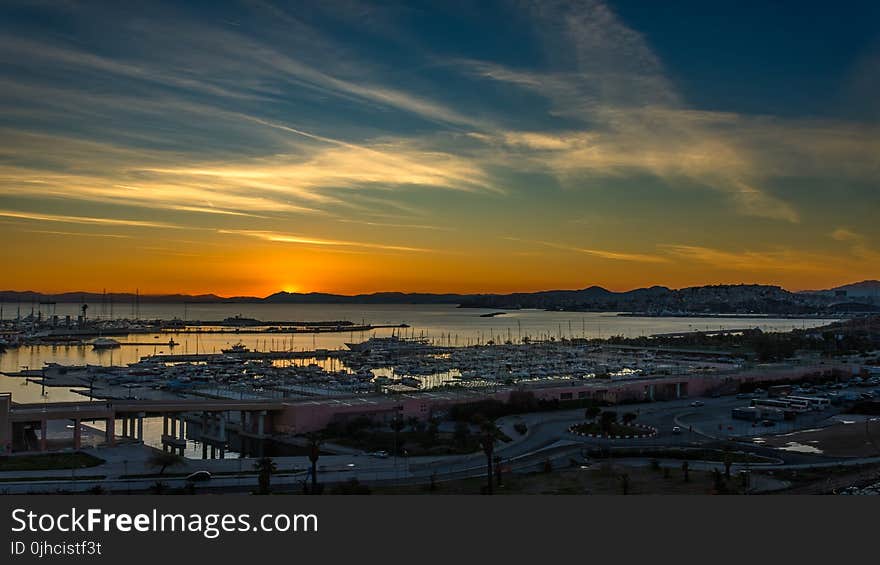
[671,426,682,435]
[691,400,704,407]
[760,420,776,427]
[736,393,752,399]
[185,471,212,482]
[370,450,389,458]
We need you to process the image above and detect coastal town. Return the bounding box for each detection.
[2,292,880,495]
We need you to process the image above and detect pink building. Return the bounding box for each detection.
[274,362,855,434]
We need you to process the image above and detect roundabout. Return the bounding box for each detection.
[568,422,658,440]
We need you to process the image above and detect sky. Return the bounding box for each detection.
[0,0,878,296]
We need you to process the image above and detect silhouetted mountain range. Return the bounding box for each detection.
[1,281,878,315]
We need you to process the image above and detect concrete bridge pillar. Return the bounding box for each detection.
[40,419,48,451]
[219,413,227,442]
[105,414,115,446]
[73,419,81,449]
[676,382,682,398]
[162,414,169,437]
[121,417,128,438]
[136,413,144,442]
[170,416,177,438]
[648,384,655,401]
[178,415,186,441]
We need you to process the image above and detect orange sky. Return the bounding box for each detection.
[1,2,877,296]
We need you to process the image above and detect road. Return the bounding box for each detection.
[4,385,880,493]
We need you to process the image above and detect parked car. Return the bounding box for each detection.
[185,471,212,482]
[671,426,682,435]
[370,450,389,459]
[691,400,704,407]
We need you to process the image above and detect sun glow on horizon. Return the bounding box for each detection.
[0,1,877,294]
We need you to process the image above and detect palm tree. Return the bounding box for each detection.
[307,434,321,494]
[599,411,618,434]
[480,422,501,494]
[585,405,601,422]
[390,415,405,456]
[254,457,277,495]
[147,451,184,476]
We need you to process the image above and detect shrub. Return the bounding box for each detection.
[332,478,371,495]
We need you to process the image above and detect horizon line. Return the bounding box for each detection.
[1,279,876,300]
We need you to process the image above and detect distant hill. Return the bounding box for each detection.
[455,283,824,314]
[0,291,236,304]
[832,280,880,295]
[263,291,467,304]
[803,280,880,302]
[2,280,877,314]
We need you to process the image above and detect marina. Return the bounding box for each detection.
[0,304,841,459]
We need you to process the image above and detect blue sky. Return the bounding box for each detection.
[0,1,877,294]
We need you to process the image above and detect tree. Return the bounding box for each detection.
[147,451,184,476]
[585,405,601,422]
[390,415,405,457]
[406,416,420,432]
[599,411,618,434]
[712,468,725,493]
[422,418,440,448]
[621,412,638,426]
[254,457,277,495]
[307,435,321,494]
[682,460,690,483]
[152,481,168,495]
[480,422,501,494]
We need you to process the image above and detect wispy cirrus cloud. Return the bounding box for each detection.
[0,209,184,229]
[219,229,427,252]
[452,1,880,225]
[659,244,838,274]
[504,237,669,263]
[829,228,880,263]
[0,0,877,293]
